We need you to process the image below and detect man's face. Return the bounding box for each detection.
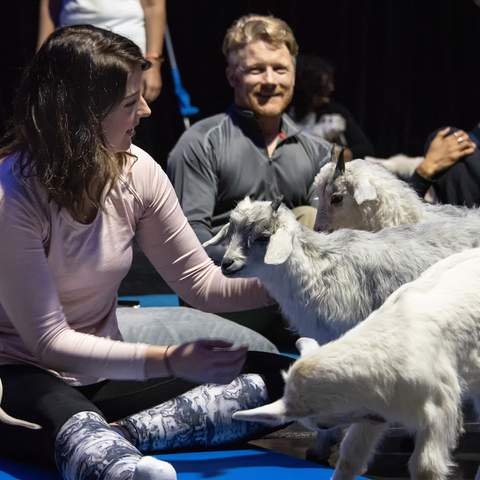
[227,40,295,118]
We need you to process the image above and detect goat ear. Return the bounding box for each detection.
[271,196,284,212]
[202,223,230,248]
[353,178,377,205]
[232,398,289,426]
[264,229,293,265]
[332,146,346,179]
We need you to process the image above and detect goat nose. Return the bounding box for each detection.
[221,258,235,274]
[222,257,243,275]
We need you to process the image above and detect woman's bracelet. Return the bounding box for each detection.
[164,345,175,377]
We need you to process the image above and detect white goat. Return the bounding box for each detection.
[313,157,462,232]
[0,379,41,429]
[204,197,480,343]
[366,154,437,203]
[233,247,480,480]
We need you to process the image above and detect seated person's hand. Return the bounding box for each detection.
[416,127,476,179]
[167,339,248,385]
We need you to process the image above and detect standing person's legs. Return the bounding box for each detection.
[0,365,175,480]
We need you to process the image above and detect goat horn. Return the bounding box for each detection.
[202,223,230,248]
[271,196,284,212]
[333,146,346,178]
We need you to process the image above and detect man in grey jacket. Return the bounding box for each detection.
[167,14,332,265]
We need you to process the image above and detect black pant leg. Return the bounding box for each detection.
[242,351,294,400]
[0,352,294,465]
[0,364,103,465]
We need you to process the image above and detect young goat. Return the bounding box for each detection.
[0,379,41,429]
[204,197,480,343]
[313,156,467,232]
[233,247,480,480]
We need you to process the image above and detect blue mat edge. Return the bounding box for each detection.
[0,447,369,479]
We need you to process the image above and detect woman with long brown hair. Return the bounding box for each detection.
[0,25,290,480]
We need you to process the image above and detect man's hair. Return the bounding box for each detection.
[222,14,298,65]
[0,24,149,221]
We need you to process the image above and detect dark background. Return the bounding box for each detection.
[2,0,480,169]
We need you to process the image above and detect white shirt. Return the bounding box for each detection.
[60,0,146,53]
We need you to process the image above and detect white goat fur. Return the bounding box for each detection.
[204,197,480,344]
[366,155,438,203]
[233,247,480,479]
[313,159,464,232]
[0,379,41,429]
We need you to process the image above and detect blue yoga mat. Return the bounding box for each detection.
[0,448,369,479]
[118,294,180,307]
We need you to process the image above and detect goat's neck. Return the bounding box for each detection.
[377,190,425,227]
[261,233,323,299]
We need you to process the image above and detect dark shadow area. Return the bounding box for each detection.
[2,1,480,161]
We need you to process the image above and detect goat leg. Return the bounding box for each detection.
[332,422,387,480]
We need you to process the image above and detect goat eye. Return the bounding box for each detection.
[247,235,270,248]
[255,235,270,244]
[330,194,343,205]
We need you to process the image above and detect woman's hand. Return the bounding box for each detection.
[416,127,476,179]
[145,339,248,384]
[168,339,248,384]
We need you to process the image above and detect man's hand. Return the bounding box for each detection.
[416,127,476,179]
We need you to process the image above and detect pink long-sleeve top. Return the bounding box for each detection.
[0,145,271,385]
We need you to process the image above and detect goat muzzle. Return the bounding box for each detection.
[221,258,242,275]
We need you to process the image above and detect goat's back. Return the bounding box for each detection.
[275,216,480,341]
